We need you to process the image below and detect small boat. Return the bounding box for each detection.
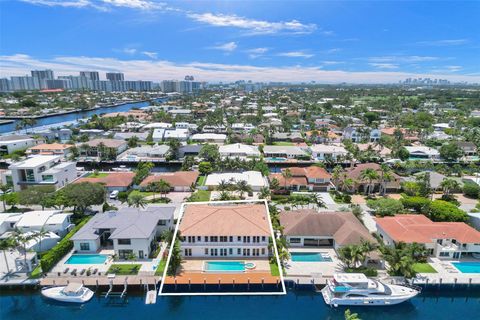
[321,273,420,307]
[41,283,94,303]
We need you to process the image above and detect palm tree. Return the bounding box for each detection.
[127,192,147,211]
[34,227,50,253]
[12,229,34,273]
[343,178,355,194]
[0,239,14,279]
[0,183,10,212]
[217,179,230,192]
[360,240,377,266]
[379,163,394,196]
[311,194,326,210]
[332,165,343,187]
[360,168,380,195]
[440,178,460,197]
[259,187,271,200]
[158,180,171,199]
[281,168,292,191]
[270,178,280,192]
[236,180,252,199]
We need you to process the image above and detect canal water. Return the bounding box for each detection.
[0,288,479,320]
[0,98,167,134]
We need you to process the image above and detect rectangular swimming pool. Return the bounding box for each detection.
[451,261,480,273]
[291,252,332,262]
[204,261,247,272]
[65,254,108,265]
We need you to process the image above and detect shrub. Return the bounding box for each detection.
[39,217,91,273]
[427,200,468,222]
[463,183,480,199]
[367,198,404,217]
[400,196,431,213]
[345,266,378,277]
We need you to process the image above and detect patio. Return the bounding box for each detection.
[284,248,343,277]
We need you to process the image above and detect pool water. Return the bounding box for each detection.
[451,262,480,273]
[291,252,332,262]
[204,261,246,272]
[65,254,108,265]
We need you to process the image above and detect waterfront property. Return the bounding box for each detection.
[219,143,261,159]
[140,171,199,192]
[0,134,38,155]
[204,171,269,192]
[77,138,128,160]
[71,205,175,259]
[263,145,308,160]
[344,163,401,193]
[26,143,74,158]
[118,145,170,162]
[309,144,348,161]
[376,214,480,259]
[280,210,375,249]
[8,155,77,191]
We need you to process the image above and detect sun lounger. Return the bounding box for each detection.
[71,269,77,276]
[80,269,86,275]
[63,268,70,274]
[92,268,98,275]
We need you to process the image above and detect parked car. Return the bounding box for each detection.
[109,190,119,199]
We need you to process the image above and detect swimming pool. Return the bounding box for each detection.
[451,261,480,273]
[291,252,332,262]
[65,254,108,265]
[204,261,247,272]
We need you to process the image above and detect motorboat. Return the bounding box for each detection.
[41,283,94,303]
[321,273,420,307]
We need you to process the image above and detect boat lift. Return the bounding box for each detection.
[102,278,128,300]
[145,279,157,305]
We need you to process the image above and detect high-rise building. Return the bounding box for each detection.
[161,80,178,93]
[31,70,54,80]
[10,76,41,91]
[0,78,10,92]
[106,72,125,81]
[79,71,100,81]
[58,75,93,90]
[46,79,71,90]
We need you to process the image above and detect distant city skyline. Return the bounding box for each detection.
[1,0,479,83]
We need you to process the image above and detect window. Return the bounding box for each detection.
[229,248,233,255]
[42,175,54,182]
[439,252,450,257]
[204,248,209,255]
[197,236,201,241]
[184,248,192,256]
[205,236,208,242]
[237,236,241,241]
[261,236,266,242]
[157,220,166,226]
[261,248,265,255]
[289,238,301,244]
[229,236,233,242]
[118,239,131,245]
[237,248,241,255]
[80,243,90,251]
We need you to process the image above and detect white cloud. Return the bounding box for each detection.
[122,48,137,55]
[101,0,163,10]
[416,39,469,46]
[246,47,269,59]
[187,12,316,35]
[142,51,158,59]
[1,54,479,84]
[211,42,238,52]
[20,0,165,11]
[369,63,399,69]
[321,61,344,65]
[369,55,439,63]
[278,51,314,58]
[20,0,92,8]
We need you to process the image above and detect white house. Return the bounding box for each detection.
[205,171,268,191]
[405,146,440,160]
[118,145,170,162]
[0,135,38,155]
[71,206,175,259]
[179,202,271,258]
[8,155,77,191]
[263,145,309,159]
[219,143,261,159]
[191,133,227,144]
[309,144,348,161]
[15,210,73,237]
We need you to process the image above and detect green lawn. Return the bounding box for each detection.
[269,261,280,276]
[107,264,141,275]
[29,265,43,279]
[273,141,295,146]
[196,175,206,186]
[413,263,437,273]
[154,259,167,276]
[86,172,109,178]
[189,190,211,202]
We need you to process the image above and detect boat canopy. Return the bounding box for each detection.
[63,283,83,294]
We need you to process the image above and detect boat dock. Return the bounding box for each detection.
[40,275,160,288]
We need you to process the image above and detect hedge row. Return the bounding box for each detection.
[39,216,91,273]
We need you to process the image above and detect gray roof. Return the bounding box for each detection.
[71,205,175,241]
[0,134,33,141]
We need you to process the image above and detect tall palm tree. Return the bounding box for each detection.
[379,164,394,196]
[259,187,271,200]
[34,227,50,253]
[360,168,380,195]
[217,179,230,192]
[281,168,292,191]
[440,178,460,197]
[12,229,34,273]
[0,183,10,212]
[0,239,14,279]
[158,180,171,199]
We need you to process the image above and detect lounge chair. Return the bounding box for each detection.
[71,269,77,276]
[63,268,70,274]
[80,269,86,275]
[92,268,98,275]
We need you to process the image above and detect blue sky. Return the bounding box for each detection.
[1,0,479,83]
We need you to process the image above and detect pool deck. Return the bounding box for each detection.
[411,258,480,285]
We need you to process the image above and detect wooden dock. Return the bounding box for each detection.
[163,272,280,285]
[40,275,160,287]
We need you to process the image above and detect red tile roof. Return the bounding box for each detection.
[140,171,199,187]
[376,214,480,244]
[180,203,271,237]
[75,172,135,188]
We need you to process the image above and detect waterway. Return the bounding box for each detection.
[0,98,167,134]
[0,288,479,320]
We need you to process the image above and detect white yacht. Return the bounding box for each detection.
[321,273,420,307]
[41,283,94,303]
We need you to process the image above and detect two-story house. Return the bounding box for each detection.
[179,203,271,258]
[8,155,77,191]
[269,166,332,192]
